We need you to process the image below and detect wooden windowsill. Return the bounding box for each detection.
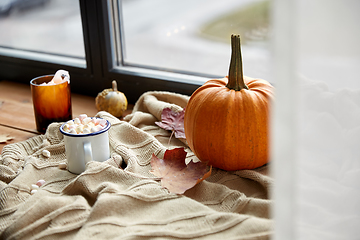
[0,80,132,153]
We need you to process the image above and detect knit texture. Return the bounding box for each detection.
[0,91,273,239]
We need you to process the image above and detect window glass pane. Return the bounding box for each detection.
[120,0,271,82]
[0,0,85,63]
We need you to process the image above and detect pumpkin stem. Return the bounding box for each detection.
[226,34,248,91]
[112,80,118,91]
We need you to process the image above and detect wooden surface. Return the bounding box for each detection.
[0,80,132,153]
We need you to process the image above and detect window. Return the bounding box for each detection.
[0,0,85,67]
[117,0,271,82]
[0,0,272,103]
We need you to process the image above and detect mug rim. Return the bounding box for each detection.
[60,118,111,137]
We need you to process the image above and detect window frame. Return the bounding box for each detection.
[0,0,203,103]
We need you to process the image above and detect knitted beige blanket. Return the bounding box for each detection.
[0,91,273,240]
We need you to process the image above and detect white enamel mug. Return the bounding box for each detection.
[60,118,111,174]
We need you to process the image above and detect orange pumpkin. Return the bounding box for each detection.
[184,34,274,171]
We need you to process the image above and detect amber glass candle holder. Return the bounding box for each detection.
[30,75,72,133]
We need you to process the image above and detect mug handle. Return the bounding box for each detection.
[83,141,93,166]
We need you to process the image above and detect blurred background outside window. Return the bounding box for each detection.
[0,0,272,83]
[0,0,85,65]
[119,0,271,82]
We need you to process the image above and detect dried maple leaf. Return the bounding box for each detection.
[155,108,186,143]
[0,134,14,144]
[150,148,212,194]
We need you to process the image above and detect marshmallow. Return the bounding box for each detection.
[91,118,100,125]
[63,115,107,135]
[91,125,103,133]
[58,162,67,169]
[79,114,87,121]
[84,123,95,129]
[53,78,62,84]
[69,129,77,134]
[82,117,92,125]
[42,150,51,158]
[83,128,91,134]
[36,179,46,187]
[52,70,70,84]
[40,70,70,85]
[75,124,84,134]
[74,118,81,125]
[99,119,107,127]
[63,124,70,132]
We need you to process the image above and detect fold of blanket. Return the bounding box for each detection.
[0,91,273,240]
